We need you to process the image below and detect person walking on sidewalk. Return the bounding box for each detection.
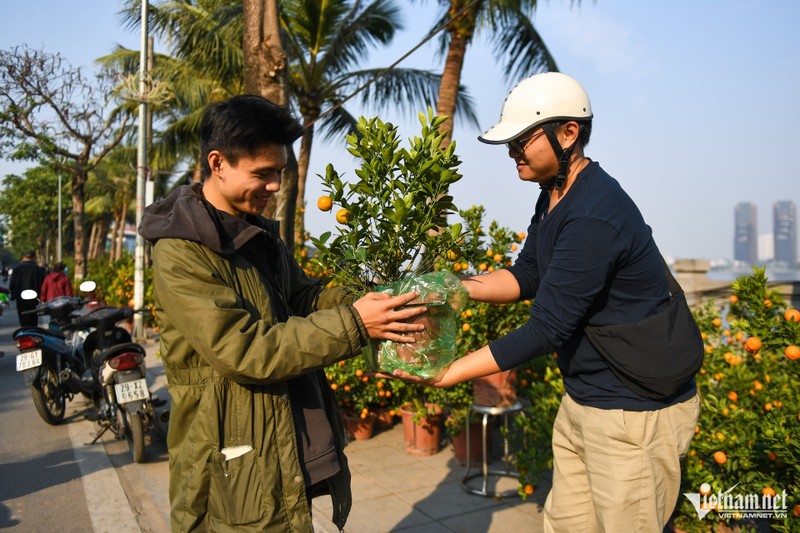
[40,262,73,302]
[9,250,45,327]
[387,73,700,532]
[139,94,426,533]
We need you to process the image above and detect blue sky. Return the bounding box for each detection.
[3,0,799,262]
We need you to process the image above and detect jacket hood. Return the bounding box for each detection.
[138,183,278,255]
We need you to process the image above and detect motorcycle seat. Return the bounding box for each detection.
[18,326,66,340]
[92,342,146,368]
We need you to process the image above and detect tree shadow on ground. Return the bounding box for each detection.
[387,418,551,532]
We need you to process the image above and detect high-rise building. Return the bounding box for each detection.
[774,200,797,265]
[734,202,758,265]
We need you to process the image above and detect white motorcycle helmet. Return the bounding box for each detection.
[478,72,592,144]
[479,72,592,190]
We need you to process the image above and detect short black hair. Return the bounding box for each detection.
[199,95,304,177]
[554,119,592,148]
[22,250,35,260]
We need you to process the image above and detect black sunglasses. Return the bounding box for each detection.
[506,129,545,153]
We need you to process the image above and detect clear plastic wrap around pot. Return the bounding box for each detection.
[362,270,469,378]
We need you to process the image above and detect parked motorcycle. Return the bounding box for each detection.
[13,282,98,425]
[76,305,154,463]
[13,284,155,462]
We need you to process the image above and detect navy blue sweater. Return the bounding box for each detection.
[489,161,695,410]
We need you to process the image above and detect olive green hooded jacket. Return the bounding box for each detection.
[139,184,363,532]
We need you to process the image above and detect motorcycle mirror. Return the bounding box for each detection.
[79,280,97,293]
[20,289,38,300]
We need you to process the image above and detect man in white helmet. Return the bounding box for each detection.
[387,72,700,531]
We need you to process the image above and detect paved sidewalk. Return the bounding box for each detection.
[144,339,547,533]
[311,424,548,533]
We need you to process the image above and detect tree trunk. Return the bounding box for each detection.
[115,200,128,261]
[276,150,298,247]
[111,210,119,262]
[243,0,298,243]
[436,31,468,147]
[88,222,98,260]
[192,156,203,183]
[94,219,108,260]
[436,0,476,146]
[70,173,88,280]
[243,0,288,105]
[44,237,51,268]
[295,123,315,246]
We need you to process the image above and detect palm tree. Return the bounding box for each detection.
[281,0,479,245]
[430,0,561,145]
[85,147,139,262]
[110,0,478,247]
[105,0,246,188]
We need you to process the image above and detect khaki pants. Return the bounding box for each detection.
[543,392,700,533]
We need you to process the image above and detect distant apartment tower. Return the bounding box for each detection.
[734,202,759,265]
[773,200,797,265]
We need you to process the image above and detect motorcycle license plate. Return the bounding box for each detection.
[16,349,42,371]
[115,378,149,404]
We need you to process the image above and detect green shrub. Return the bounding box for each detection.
[86,254,157,329]
[673,268,800,532]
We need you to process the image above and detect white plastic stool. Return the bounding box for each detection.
[461,400,523,498]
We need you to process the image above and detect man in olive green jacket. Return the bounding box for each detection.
[139,95,425,532]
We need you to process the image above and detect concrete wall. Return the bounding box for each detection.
[674,259,800,309]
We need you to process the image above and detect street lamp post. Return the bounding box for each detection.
[133,0,148,340]
[57,174,62,263]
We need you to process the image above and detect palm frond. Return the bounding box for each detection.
[346,68,480,127]
[491,11,558,83]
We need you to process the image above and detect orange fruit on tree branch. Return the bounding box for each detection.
[785,308,800,322]
[785,345,800,361]
[317,195,333,212]
[729,294,738,304]
[335,208,352,224]
[713,451,727,464]
[744,336,762,353]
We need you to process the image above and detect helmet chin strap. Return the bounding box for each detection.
[540,123,576,191]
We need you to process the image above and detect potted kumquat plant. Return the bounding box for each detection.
[312,110,469,379]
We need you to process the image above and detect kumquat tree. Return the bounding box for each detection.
[506,267,799,530]
[313,110,468,419]
[671,268,800,532]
